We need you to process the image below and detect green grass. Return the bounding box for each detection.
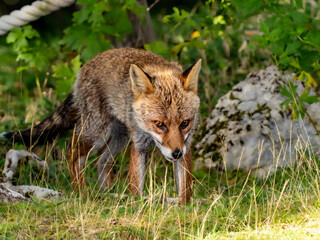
[1,139,320,239]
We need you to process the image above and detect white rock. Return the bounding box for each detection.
[196,66,320,177]
[9,185,61,199]
[0,184,28,203]
[1,149,61,201]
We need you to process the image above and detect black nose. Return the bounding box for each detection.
[172,149,183,159]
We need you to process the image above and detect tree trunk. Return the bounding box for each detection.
[113,0,155,48]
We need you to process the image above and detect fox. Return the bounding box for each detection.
[1,48,201,203]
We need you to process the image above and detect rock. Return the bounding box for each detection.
[1,149,61,203]
[9,185,61,199]
[0,185,29,203]
[195,66,320,177]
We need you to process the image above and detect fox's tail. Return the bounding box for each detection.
[0,92,78,147]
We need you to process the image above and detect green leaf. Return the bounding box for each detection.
[144,41,170,59]
[53,55,82,98]
[279,56,291,66]
[260,21,269,35]
[251,35,267,47]
[285,41,301,55]
[279,85,292,98]
[71,55,82,75]
[289,58,300,70]
[213,15,226,25]
[299,51,318,72]
[163,15,172,24]
[23,25,40,39]
[16,66,30,73]
[299,89,319,104]
[280,99,292,109]
[294,0,303,8]
[125,0,146,15]
[52,63,73,80]
[6,28,21,43]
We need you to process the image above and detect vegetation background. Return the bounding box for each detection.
[1,0,320,239]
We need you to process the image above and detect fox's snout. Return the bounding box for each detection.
[156,143,186,162]
[172,149,183,159]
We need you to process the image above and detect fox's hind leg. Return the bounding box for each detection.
[174,147,192,203]
[97,119,129,190]
[67,133,94,188]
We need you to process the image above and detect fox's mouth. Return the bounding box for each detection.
[165,157,177,162]
[164,156,184,162]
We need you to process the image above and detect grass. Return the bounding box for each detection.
[1,137,320,239]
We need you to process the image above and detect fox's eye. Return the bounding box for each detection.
[180,120,190,129]
[154,121,167,130]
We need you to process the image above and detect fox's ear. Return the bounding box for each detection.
[130,64,153,96]
[180,59,202,92]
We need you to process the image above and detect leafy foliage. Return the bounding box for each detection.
[250,0,320,74]
[280,81,319,119]
[243,0,320,120]
[6,25,56,72]
[52,55,82,98]
[61,0,146,61]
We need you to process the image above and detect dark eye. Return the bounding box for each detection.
[154,121,167,130]
[180,120,190,129]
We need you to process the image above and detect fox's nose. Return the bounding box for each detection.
[172,149,183,159]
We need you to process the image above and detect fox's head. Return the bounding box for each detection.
[130,59,201,162]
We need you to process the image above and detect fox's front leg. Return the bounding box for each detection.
[174,147,192,203]
[129,142,148,197]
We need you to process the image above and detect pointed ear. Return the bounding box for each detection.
[130,64,153,96]
[180,59,202,92]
